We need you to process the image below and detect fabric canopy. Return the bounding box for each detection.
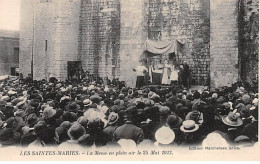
[139,39,186,61]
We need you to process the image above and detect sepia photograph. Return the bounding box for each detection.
[0,0,259,161]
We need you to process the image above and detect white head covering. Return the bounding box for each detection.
[118,139,136,149]
[202,132,228,147]
[155,126,175,145]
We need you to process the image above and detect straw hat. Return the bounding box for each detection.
[222,112,243,127]
[42,107,56,119]
[180,120,199,133]
[108,112,119,125]
[83,99,92,107]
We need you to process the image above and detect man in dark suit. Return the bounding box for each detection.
[182,61,190,88]
[113,106,144,144]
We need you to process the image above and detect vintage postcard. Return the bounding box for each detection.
[0,0,259,161]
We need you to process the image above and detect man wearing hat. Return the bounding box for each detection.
[29,99,41,116]
[144,105,171,141]
[180,61,190,88]
[63,101,81,117]
[26,113,39,128]
[29,121,56,147]
[78,134,94,147]
[82,99,92,113]
[185,110,203,125]
[20,113,39,147]
[0,128,20,146]
[142,105,162,141]
[1,104,15,120]
[221,112,243,141]
[4,116,24,133]
[166,114,183,144]
[103,112,119,142]
[159,106,171,125]
[180,120,201,146]
[113,106,144,144]
[90,95,102,109]
[87,118,108,147]
[59,122,86,148]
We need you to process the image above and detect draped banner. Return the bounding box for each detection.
[139,39,186,61]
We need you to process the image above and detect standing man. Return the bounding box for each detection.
[133,61,148,89]
[113,106,144,144]
[182,61,190,88]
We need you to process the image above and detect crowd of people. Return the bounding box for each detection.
[0,73,258,149]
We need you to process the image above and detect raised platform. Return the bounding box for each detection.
[143,85,208,91]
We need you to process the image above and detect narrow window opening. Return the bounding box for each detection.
[45,40,48,51]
